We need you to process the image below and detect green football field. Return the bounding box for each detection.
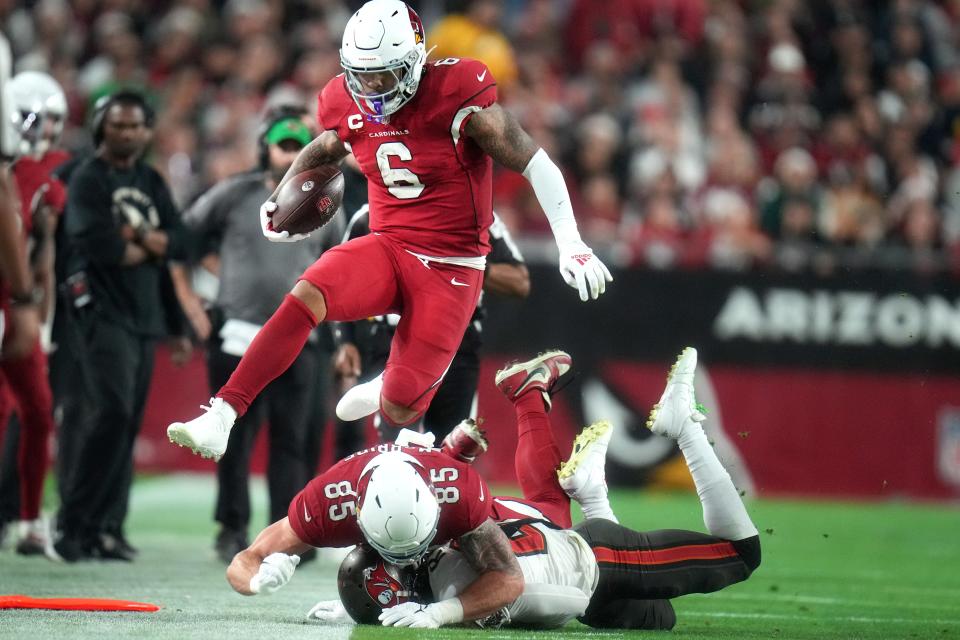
[1,475,958,640]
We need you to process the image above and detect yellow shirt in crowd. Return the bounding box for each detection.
[428,14,519,88]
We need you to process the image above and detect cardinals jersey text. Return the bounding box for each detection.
[318,58,496,258]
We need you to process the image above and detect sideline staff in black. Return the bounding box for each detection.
[55,91,190,562]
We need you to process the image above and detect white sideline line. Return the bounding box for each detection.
[761,568,894,580]
[873,585,960,598]
[719,593,844,605]
[716,592,960,611]
[687,611,960,625]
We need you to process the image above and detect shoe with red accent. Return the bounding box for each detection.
[441,419,488,464]
[495,350,572,410]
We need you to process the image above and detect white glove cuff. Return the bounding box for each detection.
[430,598,465,626]
[521,148,582,248]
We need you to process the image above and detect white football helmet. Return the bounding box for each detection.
[7,71,68,158]
[339,0,427,121]
[356,451,440,566]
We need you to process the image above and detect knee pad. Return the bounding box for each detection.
[733,535,761,573]
[381,365,432,416]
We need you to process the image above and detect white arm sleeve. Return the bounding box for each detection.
[507,582,591,629]
[522,148,582,247]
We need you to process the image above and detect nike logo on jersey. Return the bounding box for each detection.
[477,70,487,82]
[451,277,470,287]
[479,483,485,502]
[303,502,312,522]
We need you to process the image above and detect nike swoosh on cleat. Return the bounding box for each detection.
[477,70,487,82]
[517,366,547,392]
[451,277,470,287]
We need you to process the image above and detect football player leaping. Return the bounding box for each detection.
[167,0,612,460]
[311,348,762,630]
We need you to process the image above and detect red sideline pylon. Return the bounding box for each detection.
[0,595,159,612]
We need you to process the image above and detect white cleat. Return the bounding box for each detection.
[646,347,706,439]
[15,517,59,562]
[336,373,383,421]
[558,420,613,502]
[167,397,237,461]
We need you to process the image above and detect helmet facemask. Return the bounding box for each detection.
[16,108,63,157]
[339,1,428,123]
[341,47,423,122]
[359,512,438,567]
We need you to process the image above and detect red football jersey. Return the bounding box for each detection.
[288,444,492,548]
[318,57,497,258]
[12,150,70,235]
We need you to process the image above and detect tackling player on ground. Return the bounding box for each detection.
[167,0,612,461]
[222,442,524,626]
[312,347,761,630]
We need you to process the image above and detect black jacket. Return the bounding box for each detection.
[65,156,187,337]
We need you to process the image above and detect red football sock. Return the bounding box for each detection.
[1,343,54,520]
[514,391,571,528]
[217,295,318,416]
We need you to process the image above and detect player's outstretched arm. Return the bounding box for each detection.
[465,106,612,302]
[226,517,312,596]
[455,518,525,618]
[483,262,530,298]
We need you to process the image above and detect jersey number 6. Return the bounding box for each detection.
[376,142,424,200]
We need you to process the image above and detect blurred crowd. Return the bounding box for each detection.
[4,0,960,273]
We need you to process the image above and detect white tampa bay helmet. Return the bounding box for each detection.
[339,0,427,121]
[357,451,440,566]
[7,71,68,158]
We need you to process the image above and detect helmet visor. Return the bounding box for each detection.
[340,49,419,119]
[369,538,430,567]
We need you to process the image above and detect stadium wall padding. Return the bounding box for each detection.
[135,266,960,499]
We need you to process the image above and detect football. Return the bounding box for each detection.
[272,165,344,235]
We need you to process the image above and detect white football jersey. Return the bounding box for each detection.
[428,521,599,628]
